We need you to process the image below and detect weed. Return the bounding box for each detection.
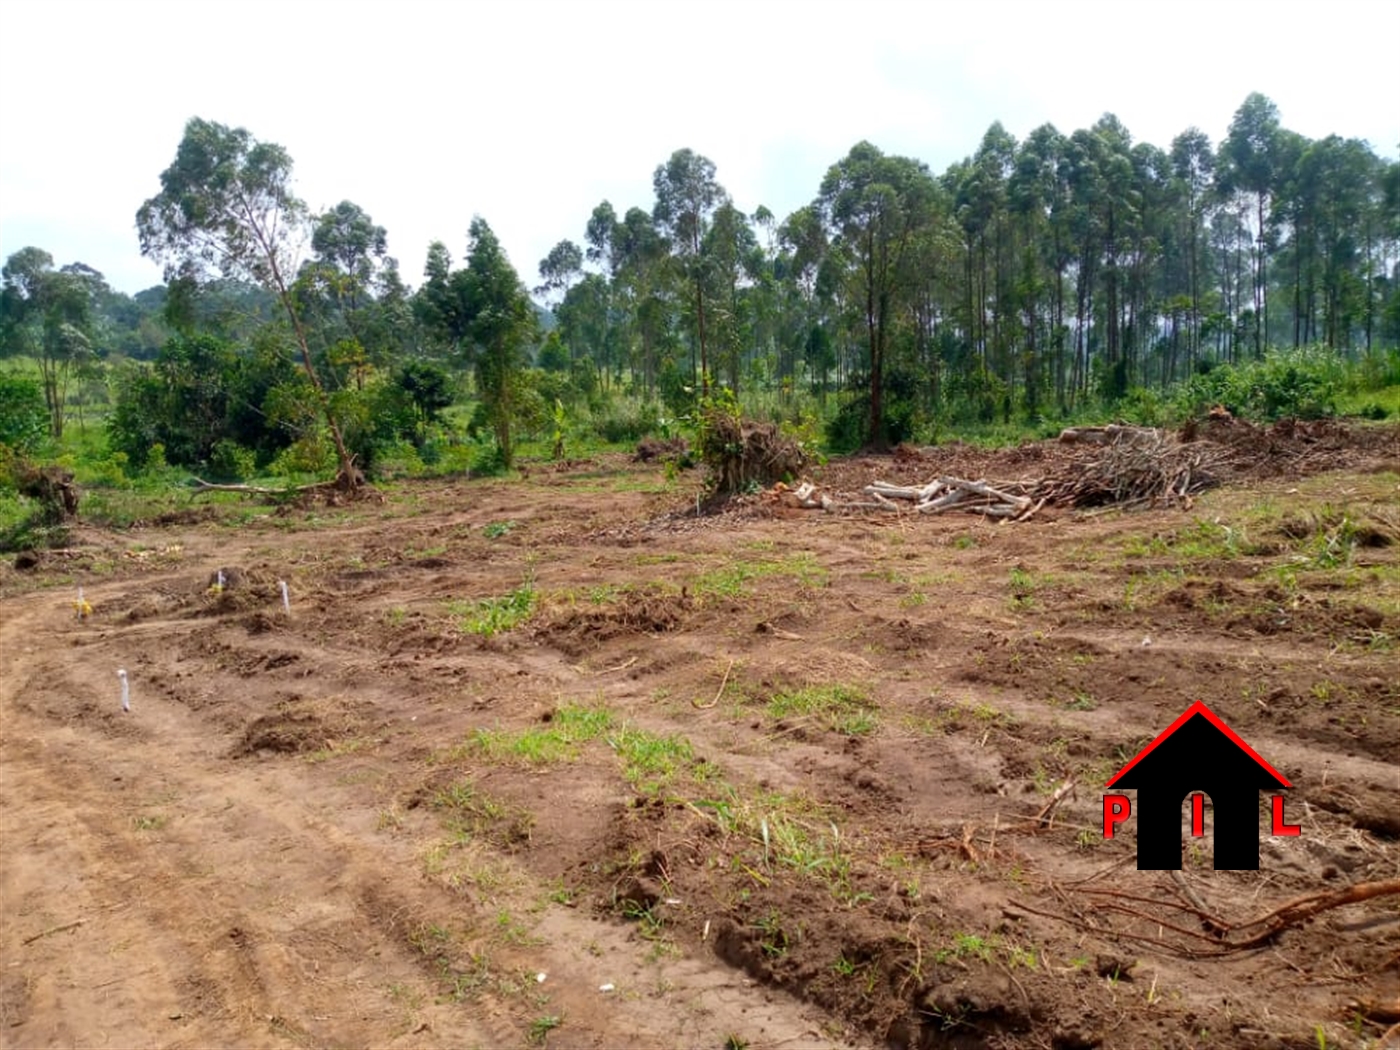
[131,814,166,832]
[950,932,993,962]
[766,683,876,736]
[482,520,516,539]
[607,726,697,793]
[445,578,537,637]
[1006,946,1039,969]
[691,552,827,601]
[527,1014,562,1045]
[495,909,541,947]
[753,910,791,959]
[1009,566,1037,609]
[546,879,576,906]
[723,1035,750,1050]
[466,703,614,764]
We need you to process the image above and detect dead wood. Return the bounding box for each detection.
[192,469,375,502]
[1036,877,1400,957]
[1034,777,1077,827]
[23,918,86,945]
[17,464,80,521]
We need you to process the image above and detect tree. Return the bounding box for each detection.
[1220,93,1282,357]
[1170,128,1215,366]
[817,142,940,448]
[136,117,361,486]
[535,240,583,306]
[458,218,536,467]
[0,247,99,438]
[653,149,727,393]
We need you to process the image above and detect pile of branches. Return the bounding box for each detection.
[1028,427,1230,509]
[859,477,1044,519]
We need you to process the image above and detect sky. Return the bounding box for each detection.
[2,0,1397,296]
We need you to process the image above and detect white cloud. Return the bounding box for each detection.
[2,0,1396,294]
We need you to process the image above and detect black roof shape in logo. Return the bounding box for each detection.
[1106,700,1290,791]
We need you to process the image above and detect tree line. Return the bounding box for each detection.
[542,93,1398,446]
[2,95,1397,480]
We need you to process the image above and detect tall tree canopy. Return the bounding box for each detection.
[136,117,360,485]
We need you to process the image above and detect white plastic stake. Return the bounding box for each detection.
[279,580,290,614]
[117,669,130,712]
[217,570,225,589]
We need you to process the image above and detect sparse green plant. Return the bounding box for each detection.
[527,1013,562,1045]
[1009,566,1036,609]
[832,954,858,977]
[447,581,537,637]
[495,909,541,947]
[753,910,790,959]
[1006,946,1038,969]
[766,683,876,736]
[482,520,516,539]
[1064,692,1097,711]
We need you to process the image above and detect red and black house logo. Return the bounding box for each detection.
[1102,701,1301,870]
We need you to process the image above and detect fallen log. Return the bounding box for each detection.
[1058,424,1160,445]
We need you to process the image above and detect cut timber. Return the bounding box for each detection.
[1059,424,1159,445]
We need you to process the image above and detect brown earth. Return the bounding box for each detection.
[2,428,1398,1050]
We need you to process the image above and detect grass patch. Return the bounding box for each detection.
[466,703,614,764]
[606,725,707,794]
[432,779,536,846]
[461,705,712,793]
[766,684,876,736]
[446,582,538,637]
[691,552,826,601]
[691,788,865,902]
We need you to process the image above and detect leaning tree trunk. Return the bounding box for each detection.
[265,255,361,490]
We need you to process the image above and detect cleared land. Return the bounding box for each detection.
[2,423,1398,1050]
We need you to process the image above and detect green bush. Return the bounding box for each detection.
[592,401,661,444]
[1171,348,1341,421]
[0,375,50,454]
[209,439,256,482]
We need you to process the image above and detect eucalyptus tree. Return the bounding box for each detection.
[535,239,583,307]
[1170,127,1215,364]
[652,149,727,393]
[136,117,359,485]
[778,204,833,398]
[614,206,672,396]
[1220,93,1282,357]
[703,201,760,394]
[456,218,536,467]
[296,200,400,388]
[817,141,940,447]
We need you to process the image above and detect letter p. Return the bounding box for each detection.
[1103,794,1131,838]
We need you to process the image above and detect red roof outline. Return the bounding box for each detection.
[1105,700,1291,789]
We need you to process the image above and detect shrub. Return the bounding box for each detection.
[209,440,257,482]
[0,375,50,453]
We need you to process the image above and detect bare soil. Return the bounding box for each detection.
[2,427,1398,1050]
